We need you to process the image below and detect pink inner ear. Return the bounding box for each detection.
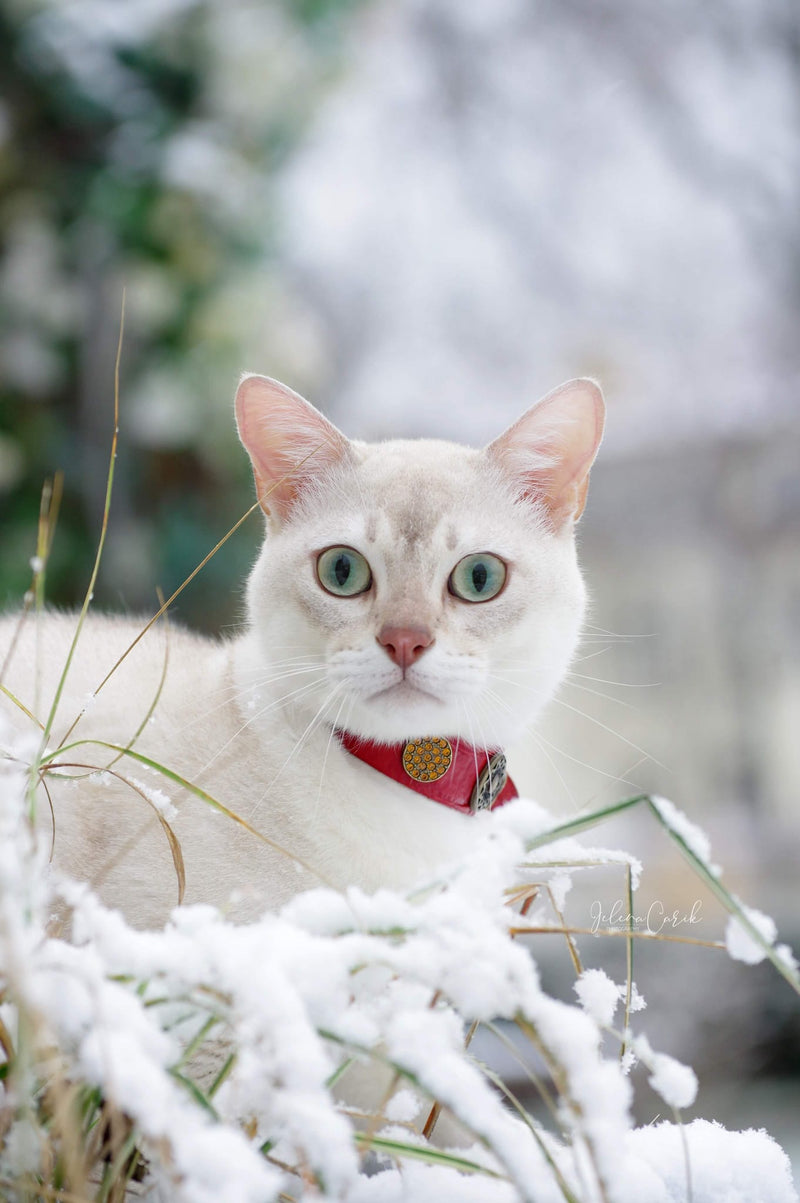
[487,379,605,526]
[235,374,351,520]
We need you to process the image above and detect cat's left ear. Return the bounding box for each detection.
[486,378,605,527]
[235,374,352,523]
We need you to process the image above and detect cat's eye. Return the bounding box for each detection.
[316,546,372,597]
[449,552,507,603]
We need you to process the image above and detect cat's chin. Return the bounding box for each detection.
[369,681,443,706]
[338,687,510,747]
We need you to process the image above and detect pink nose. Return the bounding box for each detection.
[377,626,434,669]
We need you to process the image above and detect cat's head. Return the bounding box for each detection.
[235,375,604,748]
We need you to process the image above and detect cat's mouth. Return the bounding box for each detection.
[370,680,444,705]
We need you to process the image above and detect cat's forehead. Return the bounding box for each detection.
[349,437,492,546]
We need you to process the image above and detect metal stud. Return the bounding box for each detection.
[402,736,452,782]
[470,752,508,812]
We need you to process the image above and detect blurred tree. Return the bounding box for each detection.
[0,0,367,629]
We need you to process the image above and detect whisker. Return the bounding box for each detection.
[568,671,660,689]
[572,647,613,664]
[581,754,652,808]
[563,681,634,710]
[249,682,348,822]
[527,725,649,800]
[173,665,326,736]
[482,669,664,772]
[549,695,668,773]
[196,676,327,777]
[583,623,657,640]
[458,698,482,790]
[527,725,580,809]
[313,692,350,820]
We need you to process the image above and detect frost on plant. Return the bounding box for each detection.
[0,755,798,1201]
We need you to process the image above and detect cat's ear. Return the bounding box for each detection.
[486,379,605,527]
[235,374,352,522]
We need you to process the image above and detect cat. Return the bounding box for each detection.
[0,374,604,929]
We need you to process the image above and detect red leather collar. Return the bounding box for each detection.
[335,729,517,815]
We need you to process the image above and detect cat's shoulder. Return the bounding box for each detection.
[0,606,218,651]
[0,607,226,702]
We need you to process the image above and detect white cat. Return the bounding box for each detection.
[0,375,604,929]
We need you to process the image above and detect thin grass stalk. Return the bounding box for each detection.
[34,298,124,801]
[42,1072,94,1200]
[516,1014,611,1203]
[96,1124,139,1203]
[352,1132,508,1179]
[0,685,44,736]
[621,862,634,1063]
[174,1015,219,1070]
[43,763,186,905]
[0,1179,93,1203]
[525,795,650,850]
[0,476,60,689]
[38,740,326,885]
[208,1052,235,1099]
[543,883,583,976]
[477,1062,581,1203]
[59,439,332,752]
[673,1104,694,1203]
[528,793,799,992]
[103,588,170,774]
[645,800,800,994]
[482,1020,561,1126]
[510,924,725,950]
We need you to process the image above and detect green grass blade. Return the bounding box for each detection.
[525,795,650,850]
[103,589,170,773]
[621,862,634,1062]
[477,1062,580,1203]
[169,1069,220,1120]
[41,739,330,885]
[529,792,799,995]
[37,296,125,771]
[352,1132,507,1178]
[0,683,44,732]
[645,798,800,995]
[208,1052,236,1099]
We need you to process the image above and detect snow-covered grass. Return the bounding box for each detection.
[1,706,799,1202]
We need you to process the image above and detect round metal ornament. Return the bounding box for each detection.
[470,752,509,812]
[402,737,453,783]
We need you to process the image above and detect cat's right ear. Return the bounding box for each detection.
[235,374,352,523]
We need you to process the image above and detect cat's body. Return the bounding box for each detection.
[0,376,604,929]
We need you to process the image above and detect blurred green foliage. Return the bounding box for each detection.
[0,0,365,630]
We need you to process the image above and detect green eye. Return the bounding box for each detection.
[316,546,372,597]
[449,552,507,603]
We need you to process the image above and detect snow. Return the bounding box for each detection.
[634,1035,698,1111]
[725,903,778,966]
[0,734,798,1202]
[574,968,621,1028]
[650,794,721,876]
[625,1119,797,1203]
[128,774,178,821]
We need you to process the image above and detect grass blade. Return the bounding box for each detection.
[352,1132,507,1179]
[40,740,329,886]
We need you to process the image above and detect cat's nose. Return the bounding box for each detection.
[377,626,434,670]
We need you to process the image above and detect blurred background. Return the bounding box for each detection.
[1,0,799,1169]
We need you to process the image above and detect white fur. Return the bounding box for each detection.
[0,379,603,929]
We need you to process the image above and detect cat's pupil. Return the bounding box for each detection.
[334,554,351,587]
[472,562,488,593]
